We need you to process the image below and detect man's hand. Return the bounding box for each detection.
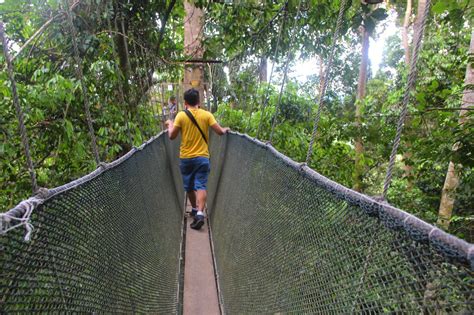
[211,123,230,136]
[167,120,180,140]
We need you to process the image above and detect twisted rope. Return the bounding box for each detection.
[305,0,348,164]
[269,0,303,143]
[131,39,148,139]
[0,23,38,193]
[382,0,431,199]
[0,189,50,241]
[65,3,100,165]
[255,1,288,139]
[106,2,133,145]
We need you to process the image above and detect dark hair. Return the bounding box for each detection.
[184,88,199,106]
[169,95,176,101]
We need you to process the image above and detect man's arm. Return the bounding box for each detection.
[165,120,180,139]
[211,123,230,136]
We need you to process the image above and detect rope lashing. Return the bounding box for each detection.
[305,0,348,164]
[0,22,39,193]
[0,188,49,241]
[255,1,289,139]
[269,0,303,143]
[65,2,101,165]
[382,0,431,199]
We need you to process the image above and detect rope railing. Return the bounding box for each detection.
[65,4,101,165]
[382,0,431,199]
[105,1,134,145]
[255,1,289,139]
[305,0,348,164]
[269,0,303,143]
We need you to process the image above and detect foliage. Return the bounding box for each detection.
[0,0,472,241]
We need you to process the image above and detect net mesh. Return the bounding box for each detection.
[209,133,474,314]
[2,132,473,314]
[1,134,184,313]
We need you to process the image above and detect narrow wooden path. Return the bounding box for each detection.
[183,204,220,315]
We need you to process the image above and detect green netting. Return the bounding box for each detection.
[2,132,473,314]
[1,134,184,313]
[208,133,474,314]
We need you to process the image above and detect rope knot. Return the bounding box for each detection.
[1,194,45,241]
[372,195,388,205]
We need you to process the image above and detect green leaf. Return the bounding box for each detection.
[432,1,448,14]
[64,119,74,140]
[430,80,439,90]
[370,8,388,21]
[364,18,376,34]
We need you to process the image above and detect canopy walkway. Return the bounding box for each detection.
[1,0,473,313]
[1,132,473,313]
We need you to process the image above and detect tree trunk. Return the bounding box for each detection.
[353,27,369,192]
[114,6,131,109]
[183,1,205,101]
[259,57,267,83]
[437,30,474,229]
[402,0,412,65]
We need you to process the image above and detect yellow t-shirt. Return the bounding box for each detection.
[173,108,217,159]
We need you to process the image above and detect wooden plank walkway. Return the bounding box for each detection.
[183,204,220,315]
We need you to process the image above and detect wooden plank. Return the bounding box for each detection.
[183,203,220,315]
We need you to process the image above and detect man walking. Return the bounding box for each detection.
[168,95,178,120]
[166,88,229,230]
[162,96,177,121]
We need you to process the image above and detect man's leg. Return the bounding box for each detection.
[187,190,197,208]
[196,189,207,212]
[180,158,198,216]
[187,190,198,216]
[190,158,210,230]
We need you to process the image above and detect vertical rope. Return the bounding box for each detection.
[305,0,348,164]
[144,51,160,134]
[131,39,148,138]
[255,1,288,139]
[268,50,291,143]
[160,83,167,129]
[0,23,38,193]
[269,0,302,143]
[137,40,151,138]
[106,2,133,145]
[118,8,144,138]
[382,0,431,199]
[65,2,100,165]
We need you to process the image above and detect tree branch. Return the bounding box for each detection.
[11,0,81,62]
[157,0,177,52]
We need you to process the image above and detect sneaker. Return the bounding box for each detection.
[190,208,198,217]
[190,215,205,230]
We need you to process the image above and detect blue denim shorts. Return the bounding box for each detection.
[179,157,210,192]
